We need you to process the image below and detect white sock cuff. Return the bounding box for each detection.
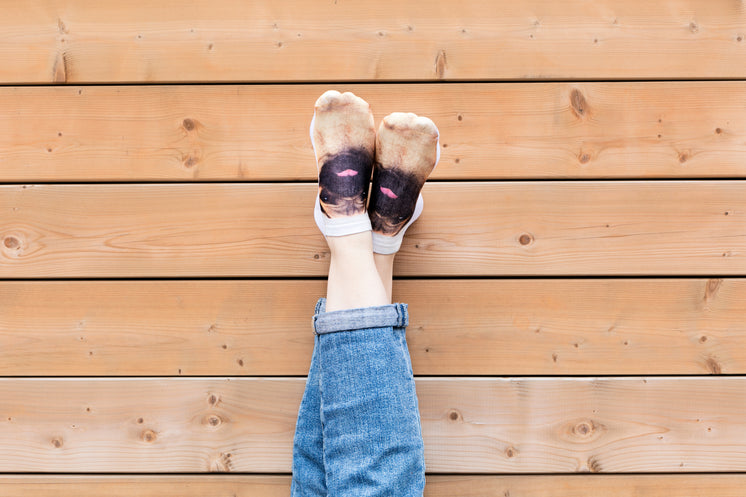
[371,194,424,254]
[371,231,403,254]
[314,198,372,237]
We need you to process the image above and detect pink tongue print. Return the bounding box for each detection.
[380,187,398,199]
[336,169,358,177]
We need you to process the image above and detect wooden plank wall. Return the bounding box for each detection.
[1,0,745,494]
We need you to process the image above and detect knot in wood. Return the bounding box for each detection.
[573,420,594,436]
[141,429,157,442]
[435,50,447,79]
[587,455,602,472]
[53,52,68,83]
[562,418,606,444]
[704,278,722,302]
[205,414,222,427]
[3,236,20,249]
[208,452,232,472]
[184,156,198,168]
[182,118,196,131]
[51,437,63,448]
[570,89,588,119]
[519,233,533,246]
[447,409,462,422]
[705,356,722,374]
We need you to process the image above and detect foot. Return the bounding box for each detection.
[368,113,439,253]
[311,91,376,219]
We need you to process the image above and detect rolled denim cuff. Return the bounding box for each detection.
[313,298,409,335]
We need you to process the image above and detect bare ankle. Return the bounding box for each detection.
[373,252,396,303]
[326,231,373,256]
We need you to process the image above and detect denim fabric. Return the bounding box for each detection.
[313,301,408,334]
[290,330,327,496]
[291,298,425,497]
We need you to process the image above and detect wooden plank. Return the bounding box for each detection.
[1,377,745,473]
[1,279,745,376]
[1,0,745,83]
[0,280,324,376]
[1,182,743,277]
[0,475,290,497]
[3,474,746,497]
[425,475,746,497]
[2,83,746,181]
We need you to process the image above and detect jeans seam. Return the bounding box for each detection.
[313,299,409,335]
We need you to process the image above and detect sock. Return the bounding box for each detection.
[310,113,373,237]
[370,129,440,254]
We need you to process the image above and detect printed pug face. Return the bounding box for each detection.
[368,165,425,235]
[318,148,374,218]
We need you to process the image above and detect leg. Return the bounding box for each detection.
[325,232,388,311]
[314,300,425,497]
[291,332,326,496]
[315,111,438,496]
[370,111,439,312]
[373,253,395,303]
[294,89,379,496]
[293,90,389,495]
[293,91,437,496]
[309,90,388,311]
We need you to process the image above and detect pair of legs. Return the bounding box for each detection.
[291,91,439,496]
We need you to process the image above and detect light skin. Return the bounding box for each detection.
[325,232,390,312]
[373,252,396,304]
[325,238,395,312]
[312,91,438,311]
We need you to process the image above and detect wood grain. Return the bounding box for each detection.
[1,377,745,473]
[424,475,746,496]
[1,279,745,376]
[1,0,745,82]
[1,182,743,277]
[3,0,744,488]
[0,475,290,497]
[2,83,746,181]
[3,474,746,496]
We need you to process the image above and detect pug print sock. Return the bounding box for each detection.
[310,91,375,237]
[368,113,440,254]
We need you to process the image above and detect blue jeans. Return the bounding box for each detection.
[291,298,426,496]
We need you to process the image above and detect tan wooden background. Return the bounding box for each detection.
[1,0,746,495]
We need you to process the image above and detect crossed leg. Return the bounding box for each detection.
[292,90,438,497]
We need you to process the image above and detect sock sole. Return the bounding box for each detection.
[370,124,440,254]
[310,112,372,237]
